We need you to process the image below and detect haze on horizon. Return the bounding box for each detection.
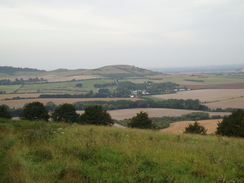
[1,0,244,71]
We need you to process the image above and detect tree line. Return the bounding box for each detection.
[0,77,46,85]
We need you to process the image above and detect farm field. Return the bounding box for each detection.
[160,119,222,134]
[153,89,244,109]
[77,108,231,120]
[0,98,141,108]
[148,74,244,86]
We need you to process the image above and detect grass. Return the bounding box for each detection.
[1,119,244,183]
[0,85,21,93]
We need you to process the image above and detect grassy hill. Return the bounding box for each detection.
[0,65,159,80]
[1,119,244,183]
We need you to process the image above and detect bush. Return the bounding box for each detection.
[184,121,207,135]
[79,105,114,126]
[127,111,155,129]
[51,103,79,123]
[19,101,49,121]
[216,109,244,137]
[0,105,12,119]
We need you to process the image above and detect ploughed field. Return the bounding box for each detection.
[154,89,244,109]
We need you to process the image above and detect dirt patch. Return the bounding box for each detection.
[160,119,222,134]
[182,83,244,89]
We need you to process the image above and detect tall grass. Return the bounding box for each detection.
[1,119,244,183]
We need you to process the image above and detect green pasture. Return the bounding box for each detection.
[0,85,21,93]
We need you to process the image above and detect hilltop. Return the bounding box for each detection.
[0,65,160,81]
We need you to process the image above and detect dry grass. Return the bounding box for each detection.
[160,119,222,134]
[77,108,230,120]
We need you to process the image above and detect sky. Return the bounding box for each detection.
[0,0,244,70]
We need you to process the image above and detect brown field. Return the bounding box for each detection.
[160,119,222,134]
[78,108,230,120]
[182,83,244,89]
[205,97,244,109]
[0,98,141,108]
[154,89,244,109]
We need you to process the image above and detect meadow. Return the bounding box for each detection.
[1,119,244,183]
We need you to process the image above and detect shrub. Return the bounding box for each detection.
[216,109,244,137]
[184,121,207,135]
[19,101,49,121]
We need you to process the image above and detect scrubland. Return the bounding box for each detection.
[1,119,244,183]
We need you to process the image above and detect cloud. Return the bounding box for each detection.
[0,0,243,70]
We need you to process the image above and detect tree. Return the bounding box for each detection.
[216,109,244,137]
[0,105,12,119]
[79,105,114,126]
[184,121,207,135]
[19,101,50,121]
[51,103,79,123]
[127,111,155,129]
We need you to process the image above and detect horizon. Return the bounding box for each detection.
[1,63,244,72]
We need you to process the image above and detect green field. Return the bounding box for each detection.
[14,79,116,94]
[1,119,244,183]
[0,85,21,93]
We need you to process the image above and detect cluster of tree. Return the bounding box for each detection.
[116,112,221,129]
[73,99,209,111]
[184,79,205,82]
[0,91,6,94]
[94,82,117,88]
[17,101,114,126]
[0,77,46,85]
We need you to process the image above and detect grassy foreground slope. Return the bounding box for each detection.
[1,119,244,183]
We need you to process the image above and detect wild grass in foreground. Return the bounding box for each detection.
[1,119,244,183]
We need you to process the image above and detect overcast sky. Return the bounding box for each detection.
[0,0,244,70]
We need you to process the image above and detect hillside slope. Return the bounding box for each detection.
[1,119,244,183]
